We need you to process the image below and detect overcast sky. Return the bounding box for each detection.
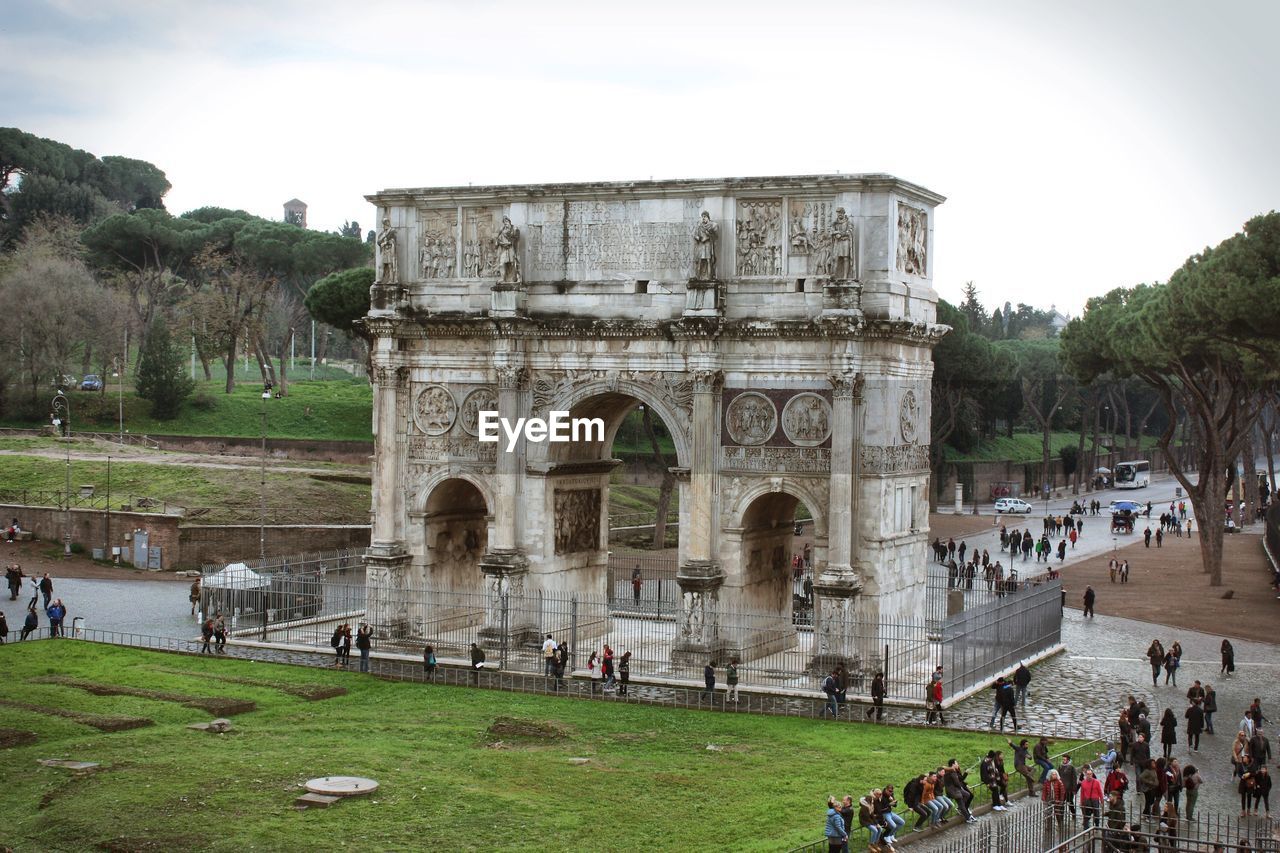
[5,0,1277,314]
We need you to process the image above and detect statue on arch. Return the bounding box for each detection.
[829,207,855,280]
[377,215,399,284]
[495,216,521,284]
[692,211,718,281]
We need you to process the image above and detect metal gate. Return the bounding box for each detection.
[131,530,148,568]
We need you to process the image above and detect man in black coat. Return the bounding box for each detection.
[1249,728,1272,772]
[1013,662,1032,708]
[1130,733,1151,770]
[1185,699,1205,752]
[944,760,977,823]
[866,671,886,721]
[997,679,1019,732]
[903,774,930,829]
[1058,755,1079,817]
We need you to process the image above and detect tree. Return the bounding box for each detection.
[1061,212,1280,585]
[186,248,275,394]
[995,339,1074,497]
[958,281,986,336]
[135,318,193,419]
[340,220,362,239]
[306,267,374,343]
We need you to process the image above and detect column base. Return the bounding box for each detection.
[365,541,411,639]
[477,550,540,648]
[670,560,728,664]
[809,564,865,679]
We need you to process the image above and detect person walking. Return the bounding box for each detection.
[618,651,631,697]
[1159,708,1178,759]
[996,678,1019,732]
[602,644,616,692]
[927,676,945,725]
[1083,586,1096,618]
[867,671,885,721]
[1059,754,1079,819]
[469,641,486,685]
[1013,662,1031,708]
[213,614,227,653]
[1204,685,1218,734]
[341,623,353,666]
[1164,642,1182,686]
[1185,700,1204,752]
[423,644,437,681]
[587,650,600,694]
[1182,761,1202,821]
[1080,766,1104,829]
[200,618,215,654]
[702,659,716,702]
[1221,639,1235,676]
[20,605,37,641]
[1138,759,1160,816]
[38,573,53,609]
[1146,640,1165,687]
[1254,766,1272,817]
[1249,727,1272,772]
[1042,769,1068,824]
[356,622,372,672]
[821,669,841,719]
[330,625,344,666]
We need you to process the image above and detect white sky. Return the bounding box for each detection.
[5,0,1278,314]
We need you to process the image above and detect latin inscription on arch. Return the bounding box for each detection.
[525,200,702,280]
[721,446,831,474]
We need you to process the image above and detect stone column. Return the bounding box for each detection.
[367,361,411,638]
[811,371,865,672]
[478,361,534,647]
[672,368,725,663]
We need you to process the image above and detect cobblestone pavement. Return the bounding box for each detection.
[904,607,1280,850]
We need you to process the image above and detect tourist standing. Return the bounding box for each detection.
[1014,662,1031,708]
[1182,762,1202,820]
[1204,685,1218,734]
[726,658,739,703]
[631,566,642,606]
[38,573,53,608]
[823,796,847,853]
[542,633,558,676]
[200,618,215,653]
[1138,759,1160,816]
[1185,700,1204,752]
[356,622,373,672]
[702,659,716,701]
[0,610,7,642]
[821,669,841,719]
[423,644,437,680]
[469,641,485,685]
[1083,586,1096,618]
[602,644,616,691]
[1159,708,1178,759]
[331,625,344,666]
[20,605,37,640]
[45,598,65,638]
[1221,639,1235,675]
[555,643,569,691]
[1253,766,1272,816]
[587,650,599,694]
[1080,767,1103,828]
[618,651,631,696]
[213,614,227,653]
[341,623,353,666]
[1059,755,1079,819]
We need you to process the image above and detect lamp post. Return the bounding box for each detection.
[260,386,270,560]
[51,390,71,557]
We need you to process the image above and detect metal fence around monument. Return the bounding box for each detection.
[940,578,1062,700]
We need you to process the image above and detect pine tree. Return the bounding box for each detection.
[135,317,193,419]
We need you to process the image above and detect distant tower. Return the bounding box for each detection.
[283,198,308,228]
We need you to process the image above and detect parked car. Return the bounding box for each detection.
[80,374,103,391]
[994,497,1033,514]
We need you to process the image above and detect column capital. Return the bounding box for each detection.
[829,371,865,401]
[495,365,530,391]
[372,364,409,388]
[691,369,724,394]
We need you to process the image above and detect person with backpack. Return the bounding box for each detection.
[555,643,569,692]
[1104,764,1129,805]
[618,651,631,697]
[996,678,1019,731]
[213,614,227,653]
[726,658,739,703]
[330,625,344,666]
[423,644,437,681]
[469,641,486,685]
[200,618,215,654]
[820,669,841,719]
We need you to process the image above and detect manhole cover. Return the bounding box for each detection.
[304,776,378,797]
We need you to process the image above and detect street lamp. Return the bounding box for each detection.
[260,385,271,560]
[51,390,71,557]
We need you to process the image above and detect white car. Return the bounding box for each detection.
[994,497,1033,514]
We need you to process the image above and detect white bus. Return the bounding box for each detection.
[1114,460,1151,489]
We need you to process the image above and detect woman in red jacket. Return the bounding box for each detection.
[1042,769,1067,823]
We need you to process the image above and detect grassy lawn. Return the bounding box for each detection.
[0,379,373,442]
[0,642,1053,852]
[945,431,1162,464]
[0,454,370,524]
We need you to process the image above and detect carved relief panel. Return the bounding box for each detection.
[781,393,833,447]
[725,392,777,446]
[553,488,601,554]
[787,200,837,275]
[459,387,498,437]
[735,199,782,276]
[898,389,921,444]
[897,203,928,277]
[412,385,456,435]
[463,207,503,278]
[418,208,458,279]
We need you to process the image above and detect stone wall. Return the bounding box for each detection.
[0,503,368,570]
[151,435,373,465]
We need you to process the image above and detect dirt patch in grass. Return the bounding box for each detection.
[30,676,256,716]
[0,727,37,748]
[148,667,347,701]
[485,716,573,741]
[95,837,205,853]
[0,698,152,732]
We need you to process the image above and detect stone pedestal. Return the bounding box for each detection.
[477,549,539,648]
[670,560,726,665]
[683,280,721,317]
[821,279,862,317]
[490,282,526,318]
[365,542,411,639]
[809,566,863,677]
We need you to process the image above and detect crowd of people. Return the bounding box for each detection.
[1,565,69,642]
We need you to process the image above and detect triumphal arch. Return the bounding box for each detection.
[362,174,946,668]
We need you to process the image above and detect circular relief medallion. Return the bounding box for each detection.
[459,387,498,436]
[899,389,920,444]
[413,385,456,435]
[725,392,778,446]
[781,392,832,447]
